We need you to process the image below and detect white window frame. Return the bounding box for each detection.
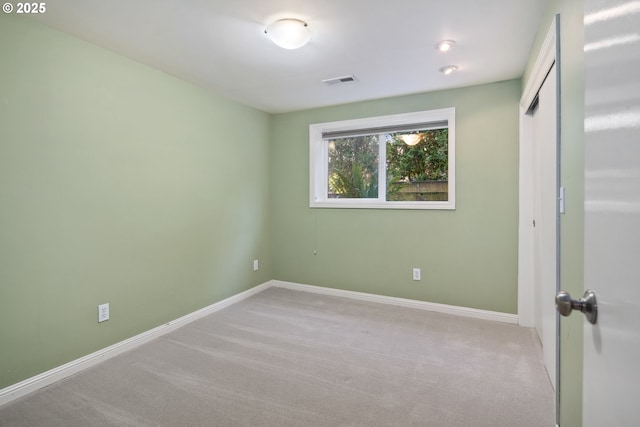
[309,108,456,210]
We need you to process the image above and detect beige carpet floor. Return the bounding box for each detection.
[0,287,554,426]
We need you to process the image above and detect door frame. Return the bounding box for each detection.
[517,14,561,424]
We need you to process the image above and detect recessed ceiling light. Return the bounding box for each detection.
[436,40,456,52]
[264,19,311,50]
[439,65,458,75]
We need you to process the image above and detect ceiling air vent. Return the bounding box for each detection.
[321,75,357,86]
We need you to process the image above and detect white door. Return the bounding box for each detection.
[583,0,640,425]
[531,65,558,391]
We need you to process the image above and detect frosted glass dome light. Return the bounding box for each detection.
[265,19,311,50]
[400,134,422,146]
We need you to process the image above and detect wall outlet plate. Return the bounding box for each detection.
[253,259,259,271]
[98,303,109,322]
[413,268,421,281]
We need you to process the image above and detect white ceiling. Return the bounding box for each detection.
[33,0,547,113]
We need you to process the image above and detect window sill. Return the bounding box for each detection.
[310,200,456,210]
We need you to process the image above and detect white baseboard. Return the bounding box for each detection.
[1,279,517,407]
[271,280,519,325]
[0,281,272,407]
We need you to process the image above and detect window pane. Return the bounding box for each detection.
[386,129,448,201]
[327,135,379,199]
[310,107,455,209]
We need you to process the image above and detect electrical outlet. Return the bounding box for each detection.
[412,268,421,281]
[98,303,109,323]
[253,259,259,271]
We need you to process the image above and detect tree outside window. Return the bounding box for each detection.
[328,136,379,199]
[327,129,448,202]
[310,108,455,210]
[386,128,448,201]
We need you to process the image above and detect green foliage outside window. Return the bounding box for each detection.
[327,128,448,200]
[386,128,448,201]
[328,136,379,198]
[386,129,448,182]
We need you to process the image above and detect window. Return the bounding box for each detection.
[310,108,455,209]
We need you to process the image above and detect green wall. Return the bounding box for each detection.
[524,1,585,426]
[271,80,521,314]
[0,15,273,388]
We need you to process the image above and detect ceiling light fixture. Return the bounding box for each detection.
[399,134,422,146]
[439,65,458,75]
[264,19,311,50]
[436,40,456,52]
